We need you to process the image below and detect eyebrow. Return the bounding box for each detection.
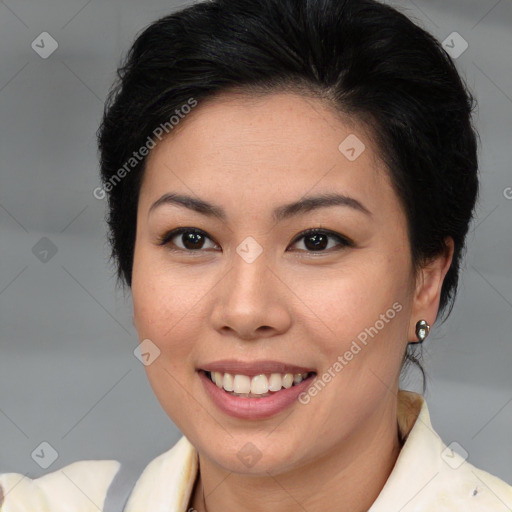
[148,192,372,222]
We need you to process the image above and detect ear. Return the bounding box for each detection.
[408,236,454,343]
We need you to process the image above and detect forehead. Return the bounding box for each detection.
[139,91,396,220]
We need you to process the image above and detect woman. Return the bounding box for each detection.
[1,0,510,510]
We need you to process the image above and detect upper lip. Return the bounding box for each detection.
[199,360,316,377]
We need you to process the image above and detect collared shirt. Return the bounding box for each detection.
[1,390,511,511]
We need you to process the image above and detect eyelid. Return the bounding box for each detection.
[157,227,354,253]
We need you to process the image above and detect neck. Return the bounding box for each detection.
[190,394,403,512]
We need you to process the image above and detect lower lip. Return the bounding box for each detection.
[198,370,316,420]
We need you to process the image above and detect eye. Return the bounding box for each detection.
[157,227,353,254]
[288,228,353,253]
[157,227,218,252]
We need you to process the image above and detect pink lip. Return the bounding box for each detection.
[198,370,316,420]
[199,359,315,377]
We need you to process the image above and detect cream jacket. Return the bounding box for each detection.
[1,391,511,511]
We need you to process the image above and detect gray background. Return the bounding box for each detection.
[0,0,511,485]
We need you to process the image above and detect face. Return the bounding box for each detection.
[131,91,421,476]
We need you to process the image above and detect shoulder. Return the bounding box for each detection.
[418,450,512,511]
[0,436,196,511]
[0,458,120,511]
[427,442,512,510]
[421,408,512,511]
[372,391,512,511]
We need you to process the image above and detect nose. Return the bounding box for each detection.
[210,252,292,341]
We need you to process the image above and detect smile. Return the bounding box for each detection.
[205,371,316,398]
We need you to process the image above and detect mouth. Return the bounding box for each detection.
[198,362,318,419]
[200,370,317,398]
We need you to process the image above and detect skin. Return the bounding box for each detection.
[131,91,454,512]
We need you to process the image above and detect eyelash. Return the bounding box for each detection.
[157,227,354,254]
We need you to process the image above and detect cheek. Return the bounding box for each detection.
[132,246,198,336]
[131,255,202,421]
[132,251,188,361]
[132,283,198,357]
[293,255,409,344]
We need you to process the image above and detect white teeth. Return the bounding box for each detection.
[251,375,269,394]
[223,372,234,392]
[207,371,312,395]
[282,373,294,389]
[213,371,223,387]
[268,373,282,392]
[233,374,251,394]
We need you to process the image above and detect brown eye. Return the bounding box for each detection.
[289,229,353,253]
[158,228,218,252]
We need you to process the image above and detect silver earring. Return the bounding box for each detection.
[415,319,430,342]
